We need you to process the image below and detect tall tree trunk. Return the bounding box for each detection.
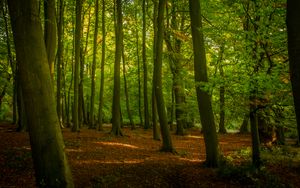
[111,0,123,136]
[56,0,64,127]
[97,0,106,131]
[142,0,150,129]
[154,0,174,152]
[122,47,135,129]
[218,65,226,134]
[152,0,160,141]
[189,0,219,167]
[44,0,57,80]
[286,0,300,145]
[2,1,16,123]
[72,0,82,132]
[90,0,99,128]
[8,0,74,186]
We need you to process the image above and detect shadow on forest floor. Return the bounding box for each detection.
[0,122,299,187]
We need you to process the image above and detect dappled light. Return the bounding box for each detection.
[94,142,139,149]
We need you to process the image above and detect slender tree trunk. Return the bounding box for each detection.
[154,0,174,152]
[218,64,226,133]
[142,0,150,129]
[90,0,99,128]
[122,47,135,129]
[97,0,106,131]
[72,0,82,132]
[111,0,123,136]
[287,0,300,145]
[189,0,219,167]
[152,0,160,141]
[8,0,74,186]
[56,0,64,127]
[44,0,57,80]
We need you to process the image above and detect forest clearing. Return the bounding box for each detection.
[1,0,300,187]
[1,122,300,187]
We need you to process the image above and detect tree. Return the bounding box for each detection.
[153,0,174,152]
[97,0,106,131]
[287,0,300,145]
[90,0,99,128]
[44,0,57,80]
[189,0,219,167]
[111,0,123,136]
[72,0,82,132]
[142,0,150,129]
[8,0,74,186]
[56,0,64,127]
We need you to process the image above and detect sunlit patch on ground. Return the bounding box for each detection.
[94,142,139,149]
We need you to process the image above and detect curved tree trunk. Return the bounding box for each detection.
[154,0,174,152]
[8,0,74,186]
[189,0,219,167]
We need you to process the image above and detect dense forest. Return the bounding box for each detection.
[0,0,300,187]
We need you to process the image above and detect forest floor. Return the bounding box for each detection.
[0,122,300,188]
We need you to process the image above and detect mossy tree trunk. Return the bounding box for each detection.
[8,0,74,186]
[189,0,219,167]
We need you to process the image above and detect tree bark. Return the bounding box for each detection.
[153,0,174,152]
[142,0,150,129]
[287,0,300,145]
[8,0,74,186]
[97,0,106,131]
[44,0,57,80]
[72,0,82,132]
[56,0,64,127]
[111,0,123,136]
[90,0,99,128]
[189,0,219,167]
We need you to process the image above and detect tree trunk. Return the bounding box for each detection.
[249,93,261,168]
[189,0,219,167]
[135,5,143,127]
[56,0,64,127]
[143,0,150,129]
[44,0,57,80]
[72,0,82,132]
[111,0,123,136]
[154,0,174,152]
[151,0,160,141]
[122,47,135,129]
[218,64,226,134]
[286,0,300,145]
[239,113,249,133]
[97,0,106,131]
[8,0,74,186]
[90,0,99,128]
